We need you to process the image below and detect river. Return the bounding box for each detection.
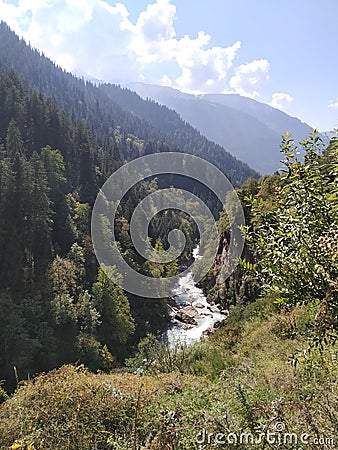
[164,247,227,347]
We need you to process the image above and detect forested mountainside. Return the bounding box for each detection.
[129,82,314,174]
[0,24,203,390]
[204,92,313,138]
[98,83,258,182]
[0,22,258,185]
[0,66,180,388]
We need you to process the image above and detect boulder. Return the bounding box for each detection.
[167,297,177,308]
[208,304,221,313]
[213,320,226,329]
[180,306,200,319]
[174,311,197,326]
[194,302,205,309]
[200,312,213,318]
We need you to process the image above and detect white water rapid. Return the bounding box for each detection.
[164,247,227,347]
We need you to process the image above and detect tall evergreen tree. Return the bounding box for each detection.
[26,152,53,287]
[92,267,135,359]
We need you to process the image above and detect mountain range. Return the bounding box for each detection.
[1,21,317,179]
[128,82,315,174]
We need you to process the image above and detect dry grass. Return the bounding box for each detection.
[1,299,337,449]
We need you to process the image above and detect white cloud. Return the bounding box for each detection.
[130,0,176,64]
[159,74,173,87]
[174,37,241,93]
[0,0,48,29]
[0,0,139,82]
[269,92,294,111]
[229,59,270,98]
[328,97,338,109]
[128,0,241,93]
[0,0,267,95]
[136,0,176,41]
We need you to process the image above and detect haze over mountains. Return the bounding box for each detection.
[0,21,318,177]
[0,19,322,181]
[129,83,315,174]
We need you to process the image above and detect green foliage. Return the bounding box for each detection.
[0,366,211,450]
[0,291,30,383]
[40,145,66,191]
[1,297,337,449]
[125,333,191,375]
[245,131,338,345]
[92,267,135,359]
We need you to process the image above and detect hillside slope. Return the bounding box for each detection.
[0,299,337,449]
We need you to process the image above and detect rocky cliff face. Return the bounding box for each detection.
[201,234,259,308]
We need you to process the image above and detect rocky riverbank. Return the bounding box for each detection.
[164,268,229,347]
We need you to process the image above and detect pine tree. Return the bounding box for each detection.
[92,267,135,359]
[41,145,74,254]
[26,152,53,286]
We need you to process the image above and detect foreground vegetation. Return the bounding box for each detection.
[0,297,337,449]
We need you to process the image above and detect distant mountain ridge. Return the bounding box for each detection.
[128,82,315,174]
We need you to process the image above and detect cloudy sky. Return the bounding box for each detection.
[1,0,337,131]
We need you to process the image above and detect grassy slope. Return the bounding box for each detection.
[0,298,337,449]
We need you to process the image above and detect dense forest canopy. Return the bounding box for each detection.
[0,24,200,388]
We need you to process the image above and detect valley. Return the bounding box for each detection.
[0,19,337,450]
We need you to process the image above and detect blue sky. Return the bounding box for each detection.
[1,0,337,131]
